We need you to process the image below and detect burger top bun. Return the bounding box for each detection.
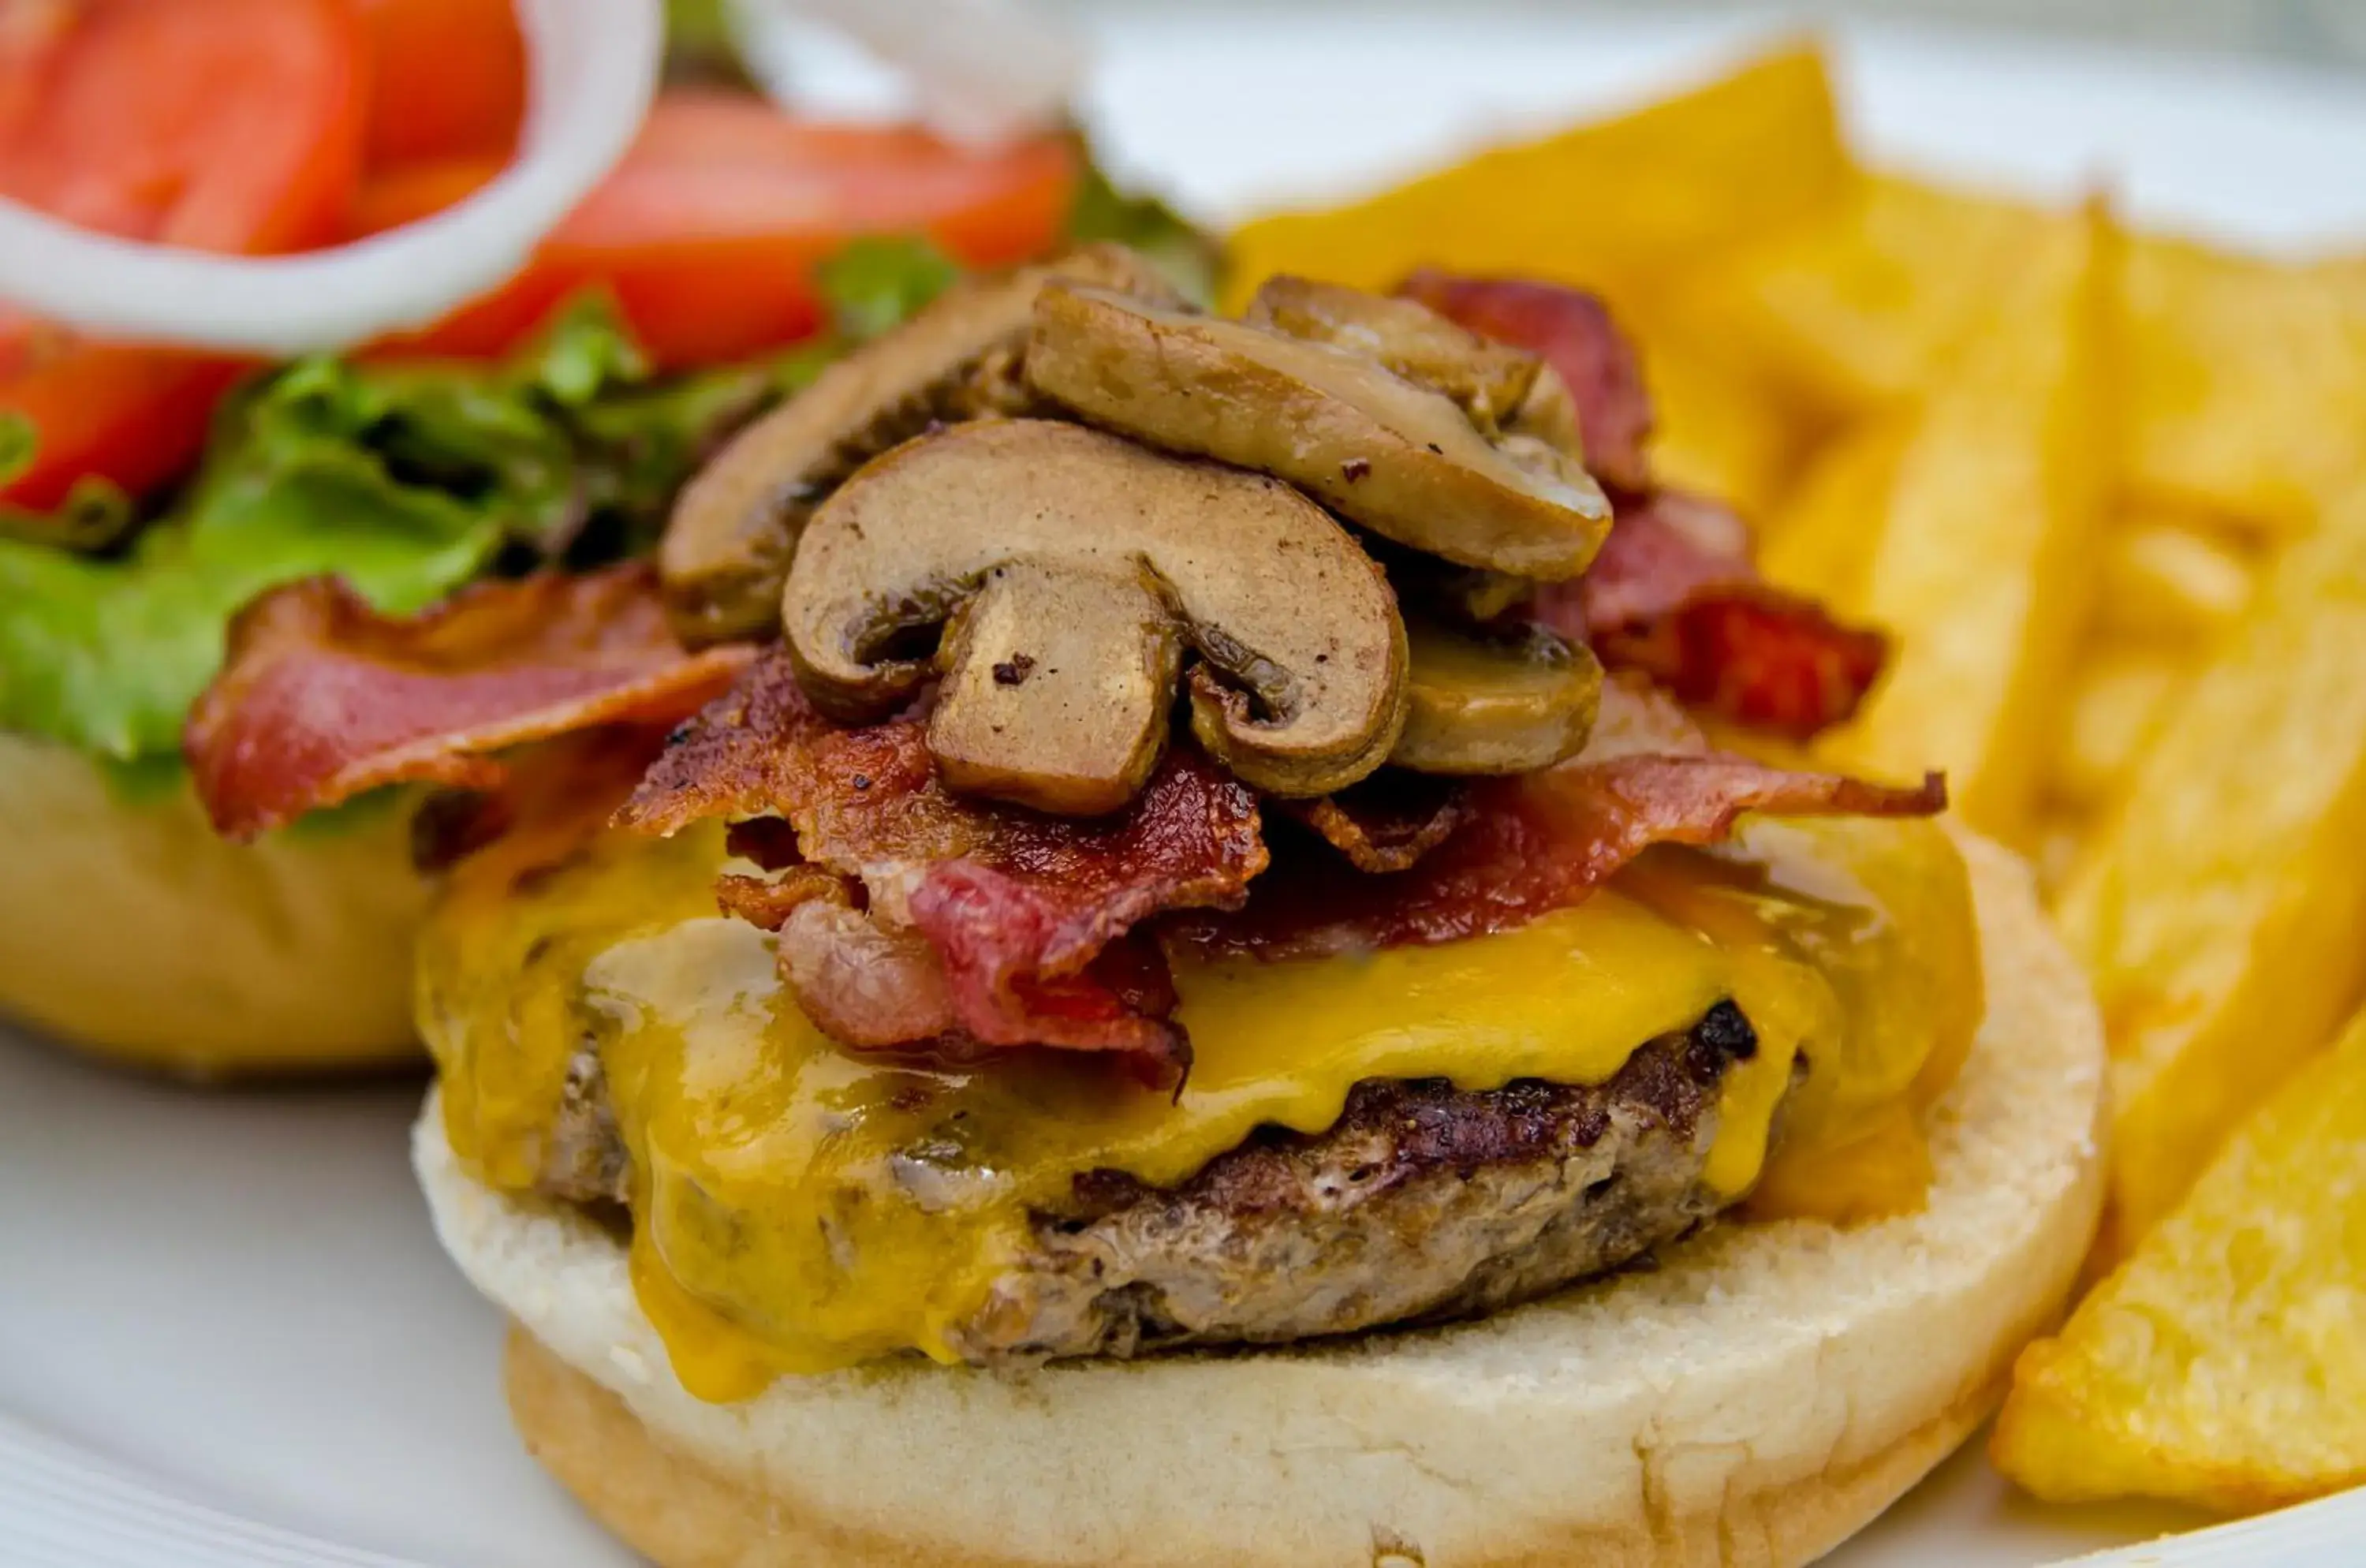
[0,732,430,1076]
[417,831,2108,1568]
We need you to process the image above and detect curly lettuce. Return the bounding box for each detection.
[0,208,1195,775]
[0,301,788,763]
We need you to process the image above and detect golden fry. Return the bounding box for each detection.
[2094,507,2256,644]
[1823,203,2120,845]
[2122,237,2366,536]
[1643,336,1799,520]
[2059,485,2366,1245]
[2030,815,2086,902]
[1674,174,2053,420]
[2053,648,2181,813]
[1994,1006,2366,1511]
[1759,414,1912,606]
[1222,45,1849,312]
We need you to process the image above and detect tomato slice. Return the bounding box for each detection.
[363,91,1080,369]
[356,0,524,166]
[0,319,242,510]
[0,0,369,509]
[0,0,367,252]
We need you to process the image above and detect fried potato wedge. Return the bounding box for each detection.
[1994,1006,2366,1510]
[1820,203,2120,844]
[1675,174,2055,420]
[2059,486,2366,1245]
[2053,648,2181,813]
[1222,45,1849,312]
[2094,506,2256,645]
[2030,816,2085,902]
[1643,335,1799,520]
[1759,413,1912,606]
[2122,238,2366,536]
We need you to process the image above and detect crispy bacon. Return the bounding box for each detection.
[615,644,837,836]
[1394,268,1888,741]
[1398,269,1653,491]
[622,649,1263,1082]
[763,898,1185,1077]
[715,861,855,933]
[1278,772,1469,873]
[409,722,678,875]
[1538,490,1889,741]
[1171,693,1944,961]
[768,898,967,1050]
[625,651,1266,926]
[187,564,752,840]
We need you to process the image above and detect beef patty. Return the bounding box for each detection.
[535,1001,1773,1367]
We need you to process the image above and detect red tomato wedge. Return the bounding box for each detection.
[0,0,368,508]
[0,0,367,252]
[361,91,1082,368]
[0,316,243,509]
[356,0,525,166]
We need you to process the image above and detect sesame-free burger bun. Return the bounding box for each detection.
[0,732,431,1076]
[416,831,2106,1568]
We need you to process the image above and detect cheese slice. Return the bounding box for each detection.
[420,814,1977,1396]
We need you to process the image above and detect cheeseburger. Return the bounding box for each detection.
[191,248,2106,1565]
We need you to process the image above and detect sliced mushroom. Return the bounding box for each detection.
[931,558,1184,814]
[1364,533,1536,628]
[783,419,1408,809]
[1430,566,1536,625]
[1025,283,1610,579]
[1249,274,1599,501]
[1245,274,1541,433]
[659,244,1181,646]
[1510,361,1586,455]
[1392,617,1602,775]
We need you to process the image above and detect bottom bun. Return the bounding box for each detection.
[0,733,430,1076]
[418,833,2107,1568]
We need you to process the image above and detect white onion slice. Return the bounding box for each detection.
[0,0,663,357]
[727,0,1086,150]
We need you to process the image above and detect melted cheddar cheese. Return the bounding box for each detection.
[419,816,1979,1397]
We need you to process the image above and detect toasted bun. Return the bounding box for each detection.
[416,831,2106,1568]
[0,733,430,1076]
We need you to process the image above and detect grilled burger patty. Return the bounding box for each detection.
[536,1001,1771,1366]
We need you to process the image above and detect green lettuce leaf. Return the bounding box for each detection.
[0,199,1179,772]
[0,301,787,763]
[813,235,961,340]
[0,412,33,487]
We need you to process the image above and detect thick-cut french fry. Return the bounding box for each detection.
[1993,1006,2366,1510]
[1642,336,1798,520]
[1759,414,1911,606]
[2122,238,2366,536]
[2053,649,2180,812]
[2094,509,2256,644]
[2031,816,2086,901]
[1823,203,2120,845]
[2059,486,2366,1246]
[1674,174,2052,420]
[1221,46,1849,312]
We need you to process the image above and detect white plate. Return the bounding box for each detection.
[6,11,2366,1566]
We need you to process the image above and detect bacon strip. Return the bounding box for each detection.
[1398,274,1889,740]
[409,722,678,875]
[187,564,752,840]
[1539,491,1889,741]
[1278,772,1469,873]
[1171,693,1943,961]
[622,650,1264,1082]
[753,897,1185,1077]
[1397,269,1652,491]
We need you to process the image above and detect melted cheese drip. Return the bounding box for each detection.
[420,815,1977,1398]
